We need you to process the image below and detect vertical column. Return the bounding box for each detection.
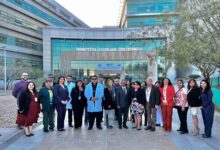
[147,54,158,83]
[43,29,52,75]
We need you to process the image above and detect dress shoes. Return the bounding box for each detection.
[145,126,152,130]
[150,127,156,132]
[88,127,93,130]
[43,129,49,132]
[58,128,65,131]
[202,134,211,138]
[123,125,128,129]
[97,126,103,130]
[69,124,74,128]
[107,126,113,129]
[180,131,188,134]
[49,128,54,131]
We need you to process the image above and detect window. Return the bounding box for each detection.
[0,34,7,44]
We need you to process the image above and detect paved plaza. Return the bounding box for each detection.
[0,109,220,150]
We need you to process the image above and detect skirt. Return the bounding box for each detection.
[16,99,40,127]
[131,101,144,115]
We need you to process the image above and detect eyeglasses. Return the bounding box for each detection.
[92,78,97,80]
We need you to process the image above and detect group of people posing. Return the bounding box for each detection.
[12,73,215,138]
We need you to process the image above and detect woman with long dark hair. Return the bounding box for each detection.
[16,81,40,136]
[130,81,145,130]
[200,79,215,138]
[53,76,69,131]
[187,79,201,136]
[174,79,188,134]
[159,78,175,132]
[71,80,87,129]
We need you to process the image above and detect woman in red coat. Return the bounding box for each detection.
[159,78,175,132]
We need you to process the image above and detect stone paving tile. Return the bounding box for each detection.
[2,110,220,150]
[0,128,20,145]
[33,121,178,150]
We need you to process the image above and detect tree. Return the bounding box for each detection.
[158,0,220,81]
[0,68,44,90]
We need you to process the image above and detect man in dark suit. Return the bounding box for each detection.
[116,79,131,129]
[144,77,160,131]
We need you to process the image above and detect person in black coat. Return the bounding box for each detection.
[187,79,202,136]
[71,80,87,129]
[16,81,40,136]
[144,78,160,131]
[103,79,115,129]
[53,76,69,131]
[200,79,215,138]
[116,79,131,129]
[130,81,146,130]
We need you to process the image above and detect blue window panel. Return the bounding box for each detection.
[127,0,177,15]
[7,0,68,27]
[127,16,178,27]
[0,33,42,51]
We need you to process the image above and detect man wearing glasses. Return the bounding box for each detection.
[85,75,104,130]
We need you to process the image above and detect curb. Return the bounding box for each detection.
[0,120,42,150]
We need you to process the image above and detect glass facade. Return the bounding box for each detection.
[0,33,43,51]
[127,0,177,15]
[51,39,165,80]
[7,0,68,27]
[0,56,43,71]
[127,16,177,27]
[126,0,178,27]
[0,10,42,34]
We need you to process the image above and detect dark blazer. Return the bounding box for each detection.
[116,86,132,108]
[71,87,87,109]
[187,87,201,107]
[131,88,146,106]
[200,89,214,108]
[53,84,69,104]
[18,90,38,116]
[39,87,54,112]
[103,87,114,110]
[143,85,160,107]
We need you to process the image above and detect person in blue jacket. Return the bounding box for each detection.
[85,75,104,130]
[53,76,69,131]
[200,79,215,138]
[65,75,75,127]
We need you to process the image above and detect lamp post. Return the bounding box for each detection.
[0,46,6,95]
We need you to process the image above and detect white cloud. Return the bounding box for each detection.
[55,0,121,27]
